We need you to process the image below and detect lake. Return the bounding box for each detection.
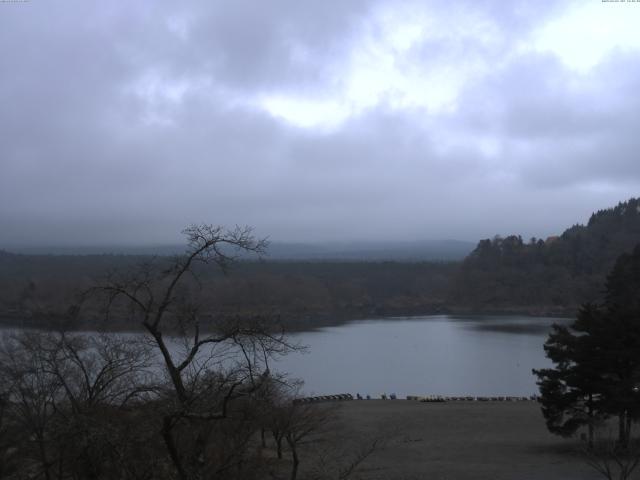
[0,314,569,399]
[272,315,569,398]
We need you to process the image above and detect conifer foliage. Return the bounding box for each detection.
[534,245,640,447]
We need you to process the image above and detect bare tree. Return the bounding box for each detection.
[283,401,333,480]
[90,224,298,480]
[0,332,61,480]
[261,384,332,480]
[0,225,307,480]
[0,377,10,478]
[0,329,158,480]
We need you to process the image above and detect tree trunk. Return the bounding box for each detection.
[619,410,631,449]
[287,436,299,480]
[588,395,594,449]
[272,431,283,459]
[36,434,52,480]
[146,326,188,403]
[619,413,625,447]
[162,416,188,480]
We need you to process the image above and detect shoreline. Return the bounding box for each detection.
[0,306,576,334]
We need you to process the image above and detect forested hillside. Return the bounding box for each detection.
[3,198,640,330]
[0,253,454,330]
[450,198,640,313]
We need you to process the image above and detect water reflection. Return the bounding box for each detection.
[1,315,570,399]
[273,315,569,398]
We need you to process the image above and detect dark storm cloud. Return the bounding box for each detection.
[1,0,639,246]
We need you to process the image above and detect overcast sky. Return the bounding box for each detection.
[1,0,640,246]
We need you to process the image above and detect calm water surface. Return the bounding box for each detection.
[2,315,568,398]
[273,315,569,397]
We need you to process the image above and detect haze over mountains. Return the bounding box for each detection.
[2,1,640,249]
[2,197,640,330]
[7,239,475,261]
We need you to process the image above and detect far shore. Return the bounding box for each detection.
[0,306,575,334]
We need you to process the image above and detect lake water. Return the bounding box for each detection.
[1,314,568,399]
[272,315,569,398]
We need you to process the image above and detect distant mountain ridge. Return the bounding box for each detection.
[6,239,475,262]
[2,199,640,327]
[265,240,474,261]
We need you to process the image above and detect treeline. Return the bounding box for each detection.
[0,225,376,479]
[4,198,640,328]
[201,261,455,326]
[0,251,456,330]
[535,245,640,449]
[451,198,640,314]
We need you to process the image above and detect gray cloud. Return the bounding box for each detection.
[1,0,639,247]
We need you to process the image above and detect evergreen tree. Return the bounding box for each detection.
[534,245,640,447]
[453,197,640,310]
[533,304,606,447]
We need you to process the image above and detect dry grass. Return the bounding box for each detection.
[302,400,602,480]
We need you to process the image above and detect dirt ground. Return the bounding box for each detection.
[313,400,603,480]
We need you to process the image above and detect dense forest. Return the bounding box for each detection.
[2,198,640,330]
[451,198,640,314]
[0,253,455,330]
